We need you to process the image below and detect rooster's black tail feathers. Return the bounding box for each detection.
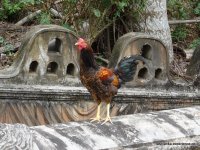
[114,55,147,83]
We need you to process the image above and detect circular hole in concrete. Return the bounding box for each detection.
[3,61,7,66]
[29,61,38,73]
[155,68,162,79]
[67,63,75,76]
[141,44,152,60]
[48,38,62,54]
[138,67,148,79]
[47,62,58,73]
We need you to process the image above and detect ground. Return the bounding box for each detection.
[0,22,30,69]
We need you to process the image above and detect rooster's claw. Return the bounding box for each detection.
[101,117,113,125]
[90,117,101,123]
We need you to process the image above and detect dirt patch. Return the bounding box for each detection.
[0,22,30,69]
[169,46,193,84]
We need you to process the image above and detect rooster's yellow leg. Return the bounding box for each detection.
[90,102,101,122]
[101,103,113,125]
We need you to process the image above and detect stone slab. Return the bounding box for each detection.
[0,106,200,149]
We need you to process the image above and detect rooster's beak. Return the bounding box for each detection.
[75,42,78,46]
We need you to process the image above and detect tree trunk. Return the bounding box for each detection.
[137,0,173,62]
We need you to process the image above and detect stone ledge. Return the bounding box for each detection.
[0,84,200,102]
[0,106,200,149]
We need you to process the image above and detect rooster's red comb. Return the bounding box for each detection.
[75,38,87,50]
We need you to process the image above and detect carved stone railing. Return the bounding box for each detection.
[0,25,170,87]
[0,106,200,149]
[109,32,169,86]
[0,25,80,85]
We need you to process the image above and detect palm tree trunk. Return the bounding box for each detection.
[137,0,173,62]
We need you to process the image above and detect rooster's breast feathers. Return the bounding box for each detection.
[96,67,120,88]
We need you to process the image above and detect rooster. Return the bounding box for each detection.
[75,38,147,124]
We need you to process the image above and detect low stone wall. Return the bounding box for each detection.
[0,106,200,149]
[0,84,200,125]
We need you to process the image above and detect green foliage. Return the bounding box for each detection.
[167,0,190,19]
[189,38,200,49]
[92,9,101,18]
[194,3,200,16]
[168,0,200,48]
[62,23,74,31]
[37,12,51,24]
[0,36,5,46]
[112,0,129,17]
[61,0,136,42]
[129,0,147,21]
[0,36,14,55]
[0,0,147,42]
[168,0,200,18]
[171,25,188,42]
[0,0,34,20]
[4,43,14,55]
[33,0,43,5]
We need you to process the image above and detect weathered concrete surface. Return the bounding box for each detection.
[1,84,199,102]
[0,106,200,150]
[0,83,200,125]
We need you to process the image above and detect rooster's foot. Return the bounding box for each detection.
[90,102,101,123]
[101,116,113,125]
[90,116,101,123]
